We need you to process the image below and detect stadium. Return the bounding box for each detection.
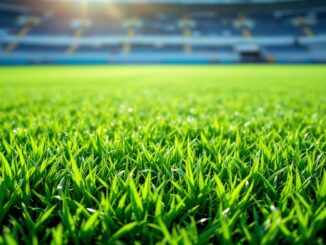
[0,0,326,64]
[0,0,325,244]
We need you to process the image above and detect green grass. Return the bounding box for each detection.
[0,65,325,244]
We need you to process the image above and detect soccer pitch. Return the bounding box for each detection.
[0,65,325,244]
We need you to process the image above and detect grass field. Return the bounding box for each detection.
[0,65,325,244]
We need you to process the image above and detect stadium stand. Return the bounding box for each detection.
[0,0,325,64]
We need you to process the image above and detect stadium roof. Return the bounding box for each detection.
[0,0,323,13]
[41,0,304,3]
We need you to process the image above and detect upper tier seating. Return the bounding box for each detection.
[2,9,323,38]
[0,10,21,34]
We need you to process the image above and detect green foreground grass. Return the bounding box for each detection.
[0,65,325,244]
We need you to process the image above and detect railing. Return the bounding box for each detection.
[2,35,314,46]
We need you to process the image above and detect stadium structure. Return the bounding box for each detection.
[0,0,326,64]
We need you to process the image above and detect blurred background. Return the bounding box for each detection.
[0,0,325,64]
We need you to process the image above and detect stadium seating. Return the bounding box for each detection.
[0,1,325,64]
[0,10,21,34]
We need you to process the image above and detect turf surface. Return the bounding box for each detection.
[0,65,325,244]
